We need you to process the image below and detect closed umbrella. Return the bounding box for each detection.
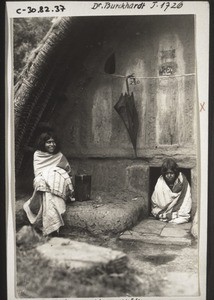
[114,75,139,157]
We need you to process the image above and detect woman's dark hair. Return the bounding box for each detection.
[36,131,60,153]
[161,158,179,178]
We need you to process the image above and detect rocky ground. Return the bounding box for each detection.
[16,190,199,298]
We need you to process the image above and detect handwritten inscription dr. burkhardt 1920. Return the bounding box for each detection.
[91,1,184,11]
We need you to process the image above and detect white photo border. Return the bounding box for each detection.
[6,1,209,300]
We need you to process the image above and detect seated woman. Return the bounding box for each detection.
[151,158,192,224]
[23,131,74,236]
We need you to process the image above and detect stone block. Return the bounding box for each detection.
[16,225,42,246]
[16,196,146,235]
[126,165,149,193]
[36,237,128,273]
[64,197,145,235]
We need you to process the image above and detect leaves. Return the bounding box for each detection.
[13,18,53,84]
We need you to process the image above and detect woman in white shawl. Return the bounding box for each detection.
[23,132,74,236]
[151,158,192,224]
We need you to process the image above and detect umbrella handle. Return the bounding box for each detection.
[126,73,135,95]
[126,76,130,95]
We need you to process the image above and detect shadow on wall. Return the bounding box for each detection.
[15,152,34,196]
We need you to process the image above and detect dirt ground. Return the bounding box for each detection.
[59,228,199,297]
[16,228,198,298]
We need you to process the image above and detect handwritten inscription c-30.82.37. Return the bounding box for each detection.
[16,5,66,15]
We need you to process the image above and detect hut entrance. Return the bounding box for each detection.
[149,167,191,215]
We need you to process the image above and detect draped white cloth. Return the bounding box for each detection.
[33,150,71,177]
[151,172,192,224]
[23,151,74,235]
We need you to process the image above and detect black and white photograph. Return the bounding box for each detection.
[5,1,209,299]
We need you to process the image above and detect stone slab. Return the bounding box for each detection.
[161,223,191,238]
[165,222,192,230]
[132,218,166,235]
[36,237,128,272]
[119,231,192,246]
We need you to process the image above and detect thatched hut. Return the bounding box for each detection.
[15,15,198,218]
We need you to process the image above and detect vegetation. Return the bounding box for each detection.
[16,244,145,298]
[13,18,54,84]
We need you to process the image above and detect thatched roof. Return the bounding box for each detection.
[15,15,106,172]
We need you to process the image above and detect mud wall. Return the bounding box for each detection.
[48,15,197,216]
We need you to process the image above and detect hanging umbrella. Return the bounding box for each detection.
[114,75,139,157]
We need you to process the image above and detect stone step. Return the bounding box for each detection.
[16,196,146,235]
[119,231,192,246]
[119,219,192,246]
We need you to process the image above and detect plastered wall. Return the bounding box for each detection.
[48,15,197,215]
